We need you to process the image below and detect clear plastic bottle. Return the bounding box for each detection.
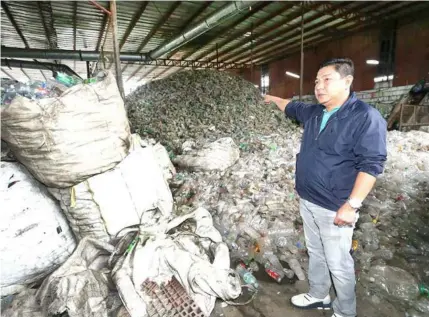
[264,263,284,283]
[283,268,295,279]
[238,223,261,240]
[288,258,306,280]
[236,263,259,290]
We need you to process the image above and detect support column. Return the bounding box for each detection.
[110,0,125,100]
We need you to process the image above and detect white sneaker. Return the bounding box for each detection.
[332,314,345,317]
[290,293,331,310]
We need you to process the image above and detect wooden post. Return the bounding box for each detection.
[110,0,125,100]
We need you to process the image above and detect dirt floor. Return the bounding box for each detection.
[211,279,404,317]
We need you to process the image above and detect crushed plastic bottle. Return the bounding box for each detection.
[283,268,295,279]
[286,258,306,281]
[419,283,429,297]
[247,260,259,272]
[54,72,82,87]
[238,223,261,240]
[236,263,259,290]
[265,264,284,283]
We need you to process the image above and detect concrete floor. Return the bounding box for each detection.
[211,279,404,317]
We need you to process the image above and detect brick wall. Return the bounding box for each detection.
[292,85,413,119]
[238,17,428,99]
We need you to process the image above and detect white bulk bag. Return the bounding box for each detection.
[0,162,77,296]
[49,145,174,241]
[1,71,131,188]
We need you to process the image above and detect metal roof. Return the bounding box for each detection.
[1,1,428,86]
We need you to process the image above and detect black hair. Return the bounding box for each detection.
[319,58,354,78]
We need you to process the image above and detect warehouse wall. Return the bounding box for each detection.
[395,18,429,86]
[238,18,429,99]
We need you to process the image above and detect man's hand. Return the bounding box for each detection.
[264,94,290,112]
[334,202,356,226]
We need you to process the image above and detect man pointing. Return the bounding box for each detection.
[265,58,387,317]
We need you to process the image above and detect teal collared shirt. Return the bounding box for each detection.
[319,107,340,132]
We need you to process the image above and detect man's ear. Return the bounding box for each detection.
[345,75,354,89]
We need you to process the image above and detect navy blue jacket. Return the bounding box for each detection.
[285,93,387,211]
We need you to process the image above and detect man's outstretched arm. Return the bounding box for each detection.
[264,94,291,112]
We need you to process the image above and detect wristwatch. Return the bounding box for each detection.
[347,198,362,210]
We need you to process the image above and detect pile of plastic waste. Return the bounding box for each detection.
[1,72,100,106]
[125,69,287,154]
[125,69,429,316]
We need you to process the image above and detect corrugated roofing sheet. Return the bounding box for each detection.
[1,0,429,83]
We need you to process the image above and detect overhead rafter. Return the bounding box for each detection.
[248,1,402,65]
[123,1,182,77]
[250,5,389,65]
[230,1,368,64]
[119,1,148,50]
[95,10,109,51]
[141,1,272,81]
[21,68,31,81]
[37,1,58,49]
[207,1,327,63]
[1,1,29,48]
[1,68,18,81]
[193,2,295,63]
[148,1,291,80]
[123,58,246,69]
[73,1,77,50]
[165,1,213,59]
[254,1,416,66]
[40,70,48,81]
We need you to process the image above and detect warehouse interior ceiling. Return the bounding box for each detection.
[1,0,429,89]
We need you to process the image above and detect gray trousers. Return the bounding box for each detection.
[300,199,358,317]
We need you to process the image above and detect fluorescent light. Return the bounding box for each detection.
[254,85,259,88]
[286,71,300,79]
[366,60,379,65]
[374,75,394,83]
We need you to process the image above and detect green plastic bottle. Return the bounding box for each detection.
[418,283,429,297]
[55,72,81,87]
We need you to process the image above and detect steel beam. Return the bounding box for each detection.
[144,1,269,80]
[1,59,82,78]
[205,2,324,64]
[165,1,213,59]
[40,69,48,81]
[119,1,148,50]
[1,1,29,48]
[1,47,149,62]
[37,1,58,49]
[254,2,419,65]
[194,2,295,62]
[1,68,18,81]
[21,68,31,81]
[123,1,182,76]
[184,1,271,62]
[236,1,378,64]
[73,1,77,50]
[129,58,247,69]
[138,2,181,53]
[220,1,350,64]
[95,10,109,51]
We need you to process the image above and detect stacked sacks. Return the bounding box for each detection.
[0,72,174,297]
